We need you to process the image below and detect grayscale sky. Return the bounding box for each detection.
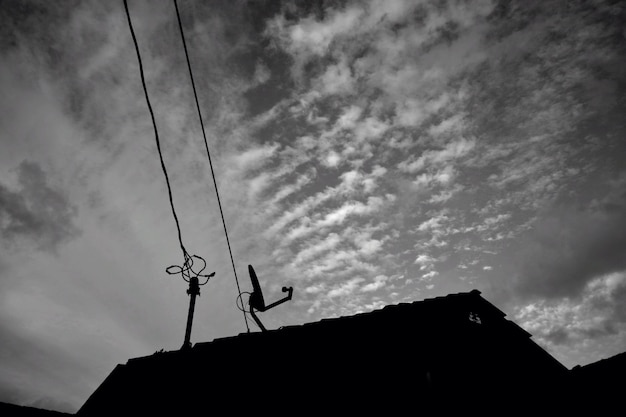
[1,0,625,412]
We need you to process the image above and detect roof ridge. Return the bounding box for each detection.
[194,289,483,346]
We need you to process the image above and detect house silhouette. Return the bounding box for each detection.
[76,290,572,415]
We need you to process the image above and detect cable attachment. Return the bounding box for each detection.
[166,252,215,288]
[166,252,215,350]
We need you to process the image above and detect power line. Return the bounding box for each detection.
[123,0,187,260]
[124,0,214,348]
[173,0,250,332]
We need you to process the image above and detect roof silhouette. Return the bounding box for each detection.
[78,289,573,415]
[0,402,71,416]
[570,350,625,413]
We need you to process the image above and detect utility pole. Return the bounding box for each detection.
[168,254,213,351]
[182,276,200,350]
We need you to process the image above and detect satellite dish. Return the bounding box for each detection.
[247,264,293,332]
[248,264,266,311]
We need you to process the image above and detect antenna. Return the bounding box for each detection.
[247,265,293,332]
[166,255,215,350]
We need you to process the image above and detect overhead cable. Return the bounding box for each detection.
[172,0,250,332]
[124,0,212,287]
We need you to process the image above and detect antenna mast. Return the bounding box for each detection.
[166,255,215,349]
[183,277,199,349]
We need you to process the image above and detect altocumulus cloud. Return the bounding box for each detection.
[1,0,626,411]
[244,0,626,347]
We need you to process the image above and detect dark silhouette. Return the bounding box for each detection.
[182,276,200,350]
[164,255,215,350]
[4,290,623,415]
[76,290,577,415]
[0,402,70,416]
[247,265,293,332]
[569,351,626,413]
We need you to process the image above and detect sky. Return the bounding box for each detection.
[0,0,625,412]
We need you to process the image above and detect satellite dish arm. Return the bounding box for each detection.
[260,286,293,311]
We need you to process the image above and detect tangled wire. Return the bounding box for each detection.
[166,252,215,285]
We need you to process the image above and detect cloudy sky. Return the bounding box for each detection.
[1,0,625,412]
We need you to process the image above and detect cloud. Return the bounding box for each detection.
[361,274,388,292]
[265,4,364,83]
[515,202,626,299]
[266,0,494,111]
[304,283,326,295]
[475,213,511,232]
[230,143,279,171]
[415,254,434,266]
[412,165,457,189]
[0,161,79,253]
[252,60,271,85]
[267,164,393,253]
[316,58,355,96]
[421,270,439,281]
[322,151,341,168]
[317,196,385,228]
[428,114,467,137]
[292,233,341,266]
[428,184,464,203]
[352,116,390,143]
[399,137,476,174]
[264,164,387,240]
[327,277,365,298]
[357,236,383,256]
[267,169,316,206]
[334,105,363,130]
[280,196,386,244]
[414,210,456,249]
[417,212,449,233]
[515,271,626,367]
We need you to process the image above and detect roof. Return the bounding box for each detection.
[570,350,626,405]
[0,402,70,417]
[78,290,569,415]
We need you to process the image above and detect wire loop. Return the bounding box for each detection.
[166,252,215,285]
[236,291,252,313]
